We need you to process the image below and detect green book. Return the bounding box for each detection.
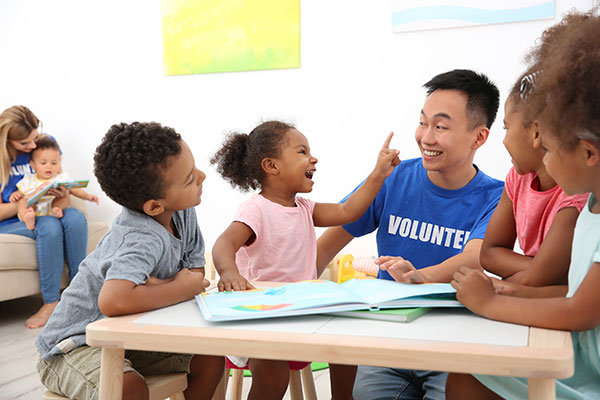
[329,307,431,323]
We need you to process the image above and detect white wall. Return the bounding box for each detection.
[0,0,595,256]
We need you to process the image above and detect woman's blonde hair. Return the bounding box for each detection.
[0,106,40,192]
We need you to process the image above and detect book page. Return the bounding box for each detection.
[340,278,457,305]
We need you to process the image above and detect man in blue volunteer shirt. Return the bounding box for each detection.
[317,69,504,400]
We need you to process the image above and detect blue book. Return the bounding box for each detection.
[196,279,461,322]
[27,179,89,208]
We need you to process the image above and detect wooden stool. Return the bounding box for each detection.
[212,363,317,400]
[42,372,187,400]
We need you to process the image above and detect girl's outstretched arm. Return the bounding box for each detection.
[452,264,600,331]
[481,189,579,286]
[212,221,256,291]
[313,132,400,227]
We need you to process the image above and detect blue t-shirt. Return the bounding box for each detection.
[343,158,503,280]
[0,153,34,227]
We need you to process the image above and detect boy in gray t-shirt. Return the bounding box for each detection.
[36,122,225,400]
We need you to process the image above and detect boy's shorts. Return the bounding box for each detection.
[37,345,192,400]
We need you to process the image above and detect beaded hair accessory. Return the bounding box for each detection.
[519,70,542,100]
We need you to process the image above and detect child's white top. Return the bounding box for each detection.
[234,194,317,283]
[17,172,70,216]
[475,193,600,399]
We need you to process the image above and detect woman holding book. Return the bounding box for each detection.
[0,105,88,329]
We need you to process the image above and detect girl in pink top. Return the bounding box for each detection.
[480,71,588,287]
[211,120,399,400]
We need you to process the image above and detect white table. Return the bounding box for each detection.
[87,297,573,399]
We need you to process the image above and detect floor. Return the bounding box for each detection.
[0,295,333,400]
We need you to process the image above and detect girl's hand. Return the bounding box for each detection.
[173,268,210,297]
[218,271,255,292]
[88,194,100,204]
[373,132,401,178]
[377,256,426,283]
[451,267,496,313]
[9,191,23,202]
[48,185,69,198]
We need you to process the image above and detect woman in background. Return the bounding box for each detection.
[0,105,88,328]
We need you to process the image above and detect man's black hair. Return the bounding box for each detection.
[424,69,500,129]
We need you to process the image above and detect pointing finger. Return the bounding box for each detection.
[381,131,394,150]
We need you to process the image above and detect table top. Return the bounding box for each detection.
[86,297,574,379]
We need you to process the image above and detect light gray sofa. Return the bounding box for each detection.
[0,197,109,302]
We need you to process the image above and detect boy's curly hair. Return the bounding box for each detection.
[210,121,293,191]
[93,122,181,211]
[32,134,60,157]
[522,9,600,149]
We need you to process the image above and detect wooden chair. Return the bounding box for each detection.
[42,372,187,400]
[204,251,218,280]
[213,362,317,400]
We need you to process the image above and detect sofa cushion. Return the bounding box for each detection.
[0,221,109,272]
[0,234,38,271]
[0,196,110,302]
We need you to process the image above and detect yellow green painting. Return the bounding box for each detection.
[162,0,300,75]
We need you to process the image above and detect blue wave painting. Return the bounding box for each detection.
[392,2,554,32]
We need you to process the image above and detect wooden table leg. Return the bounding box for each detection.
[528,378,555,400]
[99,347,125,400]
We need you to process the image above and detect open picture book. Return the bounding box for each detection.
[196,278,462,322]
[27,179,89,207]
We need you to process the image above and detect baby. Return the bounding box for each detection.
[10,135,98,229]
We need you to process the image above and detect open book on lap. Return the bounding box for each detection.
[27,179,89,208]
[196,279,462,322]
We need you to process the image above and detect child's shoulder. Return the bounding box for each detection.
[504,166,533,188]
[109,207,199,244]
[90,211,170,266]
[110,208,168,240]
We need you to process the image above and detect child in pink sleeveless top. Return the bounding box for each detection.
[211,120,399,400]
[480,71,588,287]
